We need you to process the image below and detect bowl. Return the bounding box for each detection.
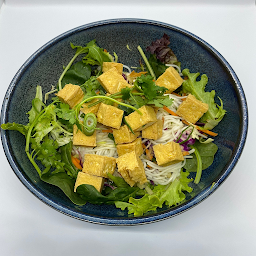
[0,18,248,225]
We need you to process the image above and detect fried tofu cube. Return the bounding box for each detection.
[74,172,104,192]
[125,105,157,132]
[116,138,143,157]
[103,62,123,75]
[142,119,164,140]
[57,84,84,108]
[82,154,116,178]
[97,103,124,129]
[81,99,100,115]
[153,141,184,166]
[116,151,148,187]
[97,67,131,94]
[112,125,140,144]
[176,94,209,124]
[155,67,183,93]
[73,125,96,147]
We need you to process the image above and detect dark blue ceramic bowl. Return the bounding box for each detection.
[1,19,248,225]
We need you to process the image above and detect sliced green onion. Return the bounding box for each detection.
[179,127,194,145]
[137,45,156,80]
[123,118,135,135]
[190,145,203,184]
[83,113,97,136]
[75,95,142,119]
[176,126,190,143]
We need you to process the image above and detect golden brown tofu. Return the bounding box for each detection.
[176,94,209,124]
[74,172,104,192]
[57,84,84,108]
[97,103,124,129]
[112,125,140,144]
[153,106,159,114]
[155,67,183,93]
[153,141,184,166]
[73,125,96,147]
[97,67,131,94]
[81,99,100,115]
[103,62,123,75]
[116,138,143,157]
[82,154,116,178]
[125,105,157,132]
[116,151,148,187]
[142,119,164,140]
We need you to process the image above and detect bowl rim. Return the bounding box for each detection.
[0,18,248,225]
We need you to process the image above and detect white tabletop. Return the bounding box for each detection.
[0,1,255,256]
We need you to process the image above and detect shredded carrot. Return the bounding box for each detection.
[129,70,147,78]
[162,117,165,123]
[102,129,113,133]
[71,156,83,170]
[182,120,190,126]
[96,91,100,95]
[164,106,218,137]
[142,144,147,149]
[199,128,218,137]
[145,148,153,161]
[182,120,218,137]
[163,106,179,116]
[104,49,108,52]
[182,151,190,156]
[171,92,186,101]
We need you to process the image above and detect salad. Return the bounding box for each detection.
[1,34,226,216]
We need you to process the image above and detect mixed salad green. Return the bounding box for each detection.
[1,34,226,216]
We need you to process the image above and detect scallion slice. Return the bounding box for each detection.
[83,113,97,136]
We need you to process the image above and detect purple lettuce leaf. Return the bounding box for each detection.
[146,33,178,64]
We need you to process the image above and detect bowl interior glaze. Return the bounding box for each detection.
[1,19,248,225]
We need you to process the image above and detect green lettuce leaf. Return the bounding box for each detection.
[41,172,87,206]
[82,39,111,68]
[61,61,91,87]
[148,54,168,78]
[115,170,193,216]
[76,184,141,205]
[184,141,218,172]
[182,69,226,130]
[1,122,27,135]
[27,86,43,124]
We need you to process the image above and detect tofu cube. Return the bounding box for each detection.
[57,84,84,108]
[176,94,209,124]
[74,172,104,192]
[73,125,96,147]
[81,99,100,115]
[153,141,184,166]
[125,105,157,132]
[116,138,143,157]
[82,154,116,178]
[103,62,123,75]
[97,67,131,94]
[112,125,140,144]
[142,119,163,140]
[155,67,183,93]
[97,103,124,129]
[116,151,148,187]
